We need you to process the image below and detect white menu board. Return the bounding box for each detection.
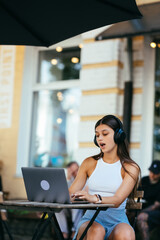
[0,46,15,128]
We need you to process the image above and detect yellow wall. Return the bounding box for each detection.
[0,46,26,199]
[137,0,160,5]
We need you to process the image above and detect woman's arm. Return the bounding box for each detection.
[69,158,90,196]
[73,162,140,206]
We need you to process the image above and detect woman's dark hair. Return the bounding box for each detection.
[92,115,141,199]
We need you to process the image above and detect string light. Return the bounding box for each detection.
[79,43,83,49]
[150,42,156,48]
[69,109,74,114]
[71,57,79,63]
[56,46,63,52]
[51,59,58,65]
[57,118,63,124]
[57,92,63,101]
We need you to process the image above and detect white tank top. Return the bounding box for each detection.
[87,158,127,209]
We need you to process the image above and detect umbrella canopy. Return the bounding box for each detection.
[0,0,142,47]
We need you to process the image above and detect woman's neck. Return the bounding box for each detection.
[102,152,119,164]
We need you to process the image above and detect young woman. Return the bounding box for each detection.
[69,115,140,240]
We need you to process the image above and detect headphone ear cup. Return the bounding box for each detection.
[94,135,99,147]
[114,128,126,144]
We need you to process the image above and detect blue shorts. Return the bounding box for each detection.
[73,208,131,240]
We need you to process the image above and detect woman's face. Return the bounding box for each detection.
[95,124,117,153]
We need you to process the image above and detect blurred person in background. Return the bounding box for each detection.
[66,161,79,187]
[137,160,160,240]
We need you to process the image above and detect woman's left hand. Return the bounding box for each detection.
[73,190,97,203]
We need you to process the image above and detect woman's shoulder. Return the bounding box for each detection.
[82,156,97,165]
[81,157,98,177]
[80,156,97,170]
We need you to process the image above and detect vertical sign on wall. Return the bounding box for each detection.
[0,46,15,128]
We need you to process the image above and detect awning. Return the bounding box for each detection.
[96,2,160,40]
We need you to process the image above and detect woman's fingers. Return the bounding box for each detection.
[71,191,93,202]
[74,191,86,197]
[74,191,89,200]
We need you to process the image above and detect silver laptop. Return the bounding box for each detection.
[21,167,71,204]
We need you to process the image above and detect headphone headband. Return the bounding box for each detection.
[101,115,123,130]
[94,115,126,146]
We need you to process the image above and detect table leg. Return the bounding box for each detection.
[2,220,14,240]
[50,213,65,240]
[0,218,4,240]
[32,212,65,240]
[32,212,49,240]
[79,207,108,240]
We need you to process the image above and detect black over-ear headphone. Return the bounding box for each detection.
[94,115,126,147]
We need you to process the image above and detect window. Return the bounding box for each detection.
[38,47,81,83]
[153,44,160,160]
[30,88,81,167]
[30,47,81,167]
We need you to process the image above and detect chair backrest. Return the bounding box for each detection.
[126,190,144,210]
[126,190,144,229]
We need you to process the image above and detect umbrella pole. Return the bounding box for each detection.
[123,37,133,143]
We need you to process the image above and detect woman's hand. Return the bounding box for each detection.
[70,190,97,203]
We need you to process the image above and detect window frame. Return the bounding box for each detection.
[17,39,81,176]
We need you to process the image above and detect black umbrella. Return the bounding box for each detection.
[0,0,142,47]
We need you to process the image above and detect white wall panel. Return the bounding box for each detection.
[133,67,144,88]
[79,121,96,142]
[130,148,141,166]
[132,94,142,115]
[80,67,118,90]
[80,94,117,116]
[116,95,124,117]
[130,120,142,143]
[117,68,124,89]
[81,40,120,64]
